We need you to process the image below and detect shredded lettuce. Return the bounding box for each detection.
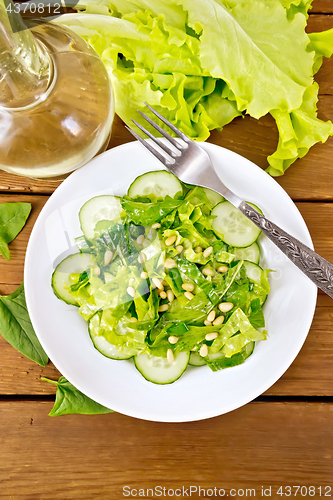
[210,308,267,356]
[63,178,271,378]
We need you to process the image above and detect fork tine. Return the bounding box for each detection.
[144,102,190,142]
[137,110,183,151]
[125,126,174,166]
[131,119,180,159]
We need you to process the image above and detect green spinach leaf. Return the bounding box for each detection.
[42,376,114,416]
[0,202,31,260]
[0,283,48,366]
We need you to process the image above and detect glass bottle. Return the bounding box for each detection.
[0,0,114,179]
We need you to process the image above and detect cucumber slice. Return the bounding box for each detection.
[128,170,183,199]
[189,351,206,366]
[79,195,123,240]
[134,351,189,384]
[243,261,263,283]
[231,242,260,264]
[89,315,137,360]
[202,187,224,208]
[211,201,263,247]
[52,253,94,305]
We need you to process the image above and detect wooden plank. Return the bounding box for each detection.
[265,293,333,396]
[311,0,333,13]
[0,198,333,396]
[307,15,333,95]
[0,402,332,498]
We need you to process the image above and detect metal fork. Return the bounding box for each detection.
[126,103,333,299]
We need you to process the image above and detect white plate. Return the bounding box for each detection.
[24,142,317,422]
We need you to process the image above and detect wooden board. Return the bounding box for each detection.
[1,2,333,497]
[0,402,332,498]
[312,0,333,12]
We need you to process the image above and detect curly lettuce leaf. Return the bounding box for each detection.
[180,0,313,118]
[308,28,333,74]
[55,0,333,174]
[267,83,333,176]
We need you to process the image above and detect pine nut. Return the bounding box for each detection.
[168,336,178,344]
[204,320,212,326]
[140,271,148,279]
[205,332,219,341]
[129,317,138,323]
[127,286,135,298]
[213,315,225,326]
[136,234,144,245]
[160,291,167,299]
[161,280,169,287]
[218,302,234,313]
[176,245,183,254]
[152,223,161,229]
[202,267,214,276]
[152,277,163,290]
[165,235,177,246]
[184,291,194,301]
[207,310,216,323]
[164,258,177,269]
[217,265,229,273]
[158,304,169,312]
[199,344,208,357]
[182,283,195,292]
[195,246,203,253]
[94,266,100,276]
[167,290,174,302]
[167,348,174,363]
[138,253,146,264]
[104,250,113,266]
[203,246,213,258]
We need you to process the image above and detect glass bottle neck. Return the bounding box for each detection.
[0,0,52,108]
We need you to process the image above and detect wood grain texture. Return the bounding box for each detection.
[311,0,333,13]
[0,197,333,396]
[0,402,332,499]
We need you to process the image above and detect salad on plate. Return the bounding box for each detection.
[52,170,271,384]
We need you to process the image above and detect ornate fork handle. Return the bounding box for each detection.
[240,202,333,298]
